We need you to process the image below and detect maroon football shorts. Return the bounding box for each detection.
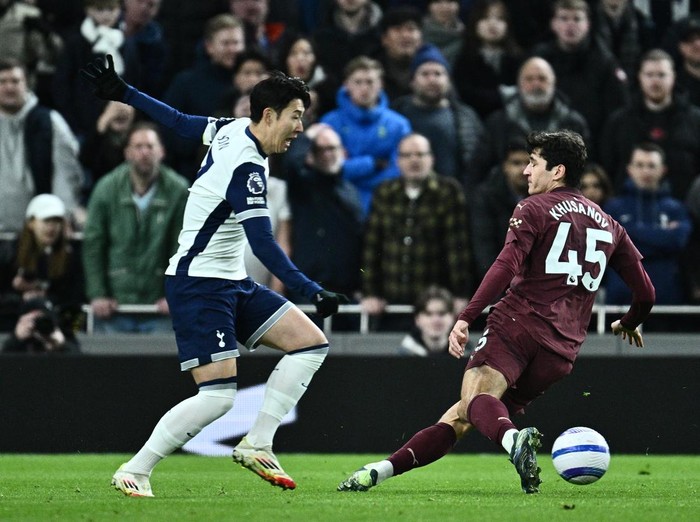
[466,309,574,415]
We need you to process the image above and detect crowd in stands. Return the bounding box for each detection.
[3,0,700,349]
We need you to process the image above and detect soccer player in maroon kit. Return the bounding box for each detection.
[338,130,656,494]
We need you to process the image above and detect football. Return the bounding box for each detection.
[551,427,610,485]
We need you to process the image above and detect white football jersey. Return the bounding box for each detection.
[166,117,271,279]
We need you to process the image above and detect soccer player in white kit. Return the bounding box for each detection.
[81,56,349,496]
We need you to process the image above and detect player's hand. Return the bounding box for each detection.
[611,319,644,348]
[448,319,470,359]
[314,290,350,318]
[80,54,128,101]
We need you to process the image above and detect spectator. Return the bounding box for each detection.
[375,6,424,101]
[0,0,62,106]
[156,0,226,85]
[470,138,530,283]
[313,0,383,82]
[592,0,654,80]
[604,142,692,306]
[80,100,136,193]
[51,0,129,142]
[0,59,83,234]
[475,56,590,183]
[276,32,338,118]
[284,124,364,302]
[451,0,524,120]
[82,122,189,334]
[320,56,411,218]
[532,0,630,143]
[231,48,273,97]
[120,0,168,97]
[635,0,700,47]
[228,0,283,57]
[421,0,464,65]
[398,285,458,356]
[162,13,245,180]
[0,194,83,353]
[361,133,471,331]
[579,162,614,207]
[673,16,700,107]
[600,48,700,200]
[683,175,700,303]
[393,43,484,184]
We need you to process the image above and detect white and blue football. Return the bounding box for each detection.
[551,427,610,485]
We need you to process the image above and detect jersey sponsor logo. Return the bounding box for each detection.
[246,196,265,205]
[246,172,265,194]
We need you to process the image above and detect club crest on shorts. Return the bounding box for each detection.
[216,330,226,348]
[247,172,265,194]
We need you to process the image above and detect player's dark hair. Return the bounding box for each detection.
[526,130,587,187]
[249,71,310,123]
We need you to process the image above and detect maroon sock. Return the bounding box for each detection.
[467,393,516,445]
[387,422,457,476]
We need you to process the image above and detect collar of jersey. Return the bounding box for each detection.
[245,126,267,159]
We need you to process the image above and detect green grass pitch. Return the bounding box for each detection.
[0,453,698,521]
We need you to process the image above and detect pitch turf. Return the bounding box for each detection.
[0,454,698,521]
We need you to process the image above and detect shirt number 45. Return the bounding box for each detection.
[545,222,613,292]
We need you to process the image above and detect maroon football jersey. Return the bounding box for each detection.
[489,187,641,359]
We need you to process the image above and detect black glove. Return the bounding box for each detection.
[314,290,350,318]
[79,54,128,102]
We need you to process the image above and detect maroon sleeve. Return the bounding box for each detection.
[616,259,656,329]
[457,242,527,324]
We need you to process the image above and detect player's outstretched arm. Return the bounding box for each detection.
[610,320,644,348]
[80,54,209,140]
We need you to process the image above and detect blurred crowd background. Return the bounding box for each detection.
[3,0,700,354]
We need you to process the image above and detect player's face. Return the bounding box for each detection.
[269,99,305,153]
[125,129,165,177]
[345,69,382,109]
[411,62,450,105]
[206,27,245,69]
[627,149,665,190]
[639,59,675,105]
[524,148,562,195]
[551,8,589,49]
[0,66,28,113]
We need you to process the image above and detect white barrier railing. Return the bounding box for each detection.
[81,303,700,335]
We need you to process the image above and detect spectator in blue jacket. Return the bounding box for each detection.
[320,55,412,218]
[604,142,692,306]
